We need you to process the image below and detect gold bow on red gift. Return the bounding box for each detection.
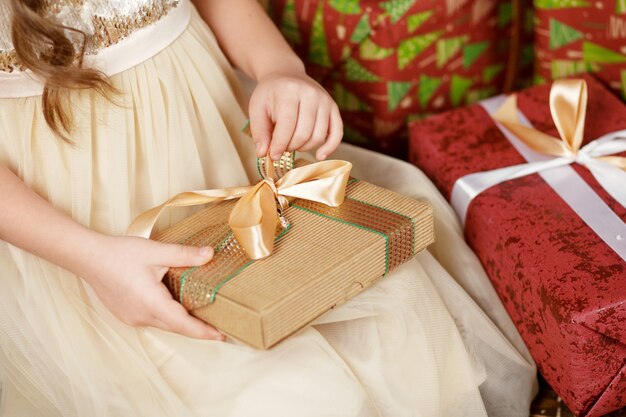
[451,78,626,227]
[493,79,626,176]
[126,156,352,259]
[450,78,626,262]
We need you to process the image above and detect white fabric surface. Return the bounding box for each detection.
[0,5,536,417]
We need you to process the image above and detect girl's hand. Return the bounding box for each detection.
[81,235,225,340]
[249,71,343,161]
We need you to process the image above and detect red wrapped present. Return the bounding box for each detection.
[409,74,626,417]
[534,0,626,98]
[267,0,524,158]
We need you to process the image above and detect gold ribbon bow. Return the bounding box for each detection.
[127,157,352,260]
[492,78,626,170]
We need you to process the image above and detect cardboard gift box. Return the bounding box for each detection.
[267,0,522,157]
[409,75,626,417]
[146,160,434,349]
[533,0,626,99]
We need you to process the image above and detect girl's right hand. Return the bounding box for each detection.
[81,235,225,341]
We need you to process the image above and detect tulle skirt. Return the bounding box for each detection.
[0,6,536,417]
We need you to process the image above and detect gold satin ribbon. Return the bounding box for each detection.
[492,79,626,169]
[127,157,352,260]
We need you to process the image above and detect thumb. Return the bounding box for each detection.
[156,243,214,268]
[151,286,225,340]
[249,98,273,158]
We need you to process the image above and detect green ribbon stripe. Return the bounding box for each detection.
[177,181,414,305]
[345,196,416,257]
[289,203,390,276]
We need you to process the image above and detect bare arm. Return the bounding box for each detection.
[0,165,222,340]
[192,0,343,161]
[191,0,304,81]
[0,165,100,274]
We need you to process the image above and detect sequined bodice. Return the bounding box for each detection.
[0,0,179,72]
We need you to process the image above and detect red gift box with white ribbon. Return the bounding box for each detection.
[409,74,626,417]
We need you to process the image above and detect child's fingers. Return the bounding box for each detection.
[288,98,318,152]
[316,104,343,160]
[153,242,214,268]
[249,100,272,157]
[269,97,299,160]
[150,288,225,340]
[298,103,329,152]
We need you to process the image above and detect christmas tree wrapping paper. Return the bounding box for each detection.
[141,158,434,349]
[267,0,524,158]
[517,0,537,88]
[409,75,626,417]
[534,0,626,98]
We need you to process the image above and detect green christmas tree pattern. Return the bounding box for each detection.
[550,60,593,78]
[436,35,469,68]
[450,75,473,106]
[308,2,332,67]
[398,31,442,69]
[535,0,591,8]
[407,10,433,32]
[328,0,362,14]
[333,82,372,111]
[387,81,413,111]
[621,70,626,98]
[618,0,626,14]
[549,19,583,49]
[463,41,489,68]
[498,2,513,28]
[341,45,352,60]
[417,75,442,108]
[280,0,302,45]
[344,58,380,81]
[359,38,394,60]
[483,63,504,83]
[381,0,418,23]
[350,13,371,43]
[583,42,626,63]
[466,87,497,104]
[268,0,520,150]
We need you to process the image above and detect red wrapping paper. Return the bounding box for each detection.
[409,74,626,417]
[268,0,521,158]
[534,0,626,99]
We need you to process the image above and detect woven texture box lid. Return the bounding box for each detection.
[155,176,434,349]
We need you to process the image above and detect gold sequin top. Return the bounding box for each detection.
[0,0,180,72]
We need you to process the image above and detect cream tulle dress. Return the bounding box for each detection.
[0,1,536,416]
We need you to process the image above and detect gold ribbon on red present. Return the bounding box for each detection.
[493,79,626,174]
[451,79,626,261]
[127,156,352,260]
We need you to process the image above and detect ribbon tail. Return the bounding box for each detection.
[451,157,572,224]
[493,95,572,158]
[229,182,279,260]
[585,160,626,209]
[582,135,626,157]
[127,204,171,239]
[126,188,251,238]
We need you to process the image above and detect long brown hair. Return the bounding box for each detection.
[10,0,114,141]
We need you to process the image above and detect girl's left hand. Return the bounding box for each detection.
[248,71,343,161]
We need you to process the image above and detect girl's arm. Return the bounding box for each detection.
[0,165,223,340]
[192,0,343,161]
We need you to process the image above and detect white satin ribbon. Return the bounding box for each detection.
[450,95,626,262]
